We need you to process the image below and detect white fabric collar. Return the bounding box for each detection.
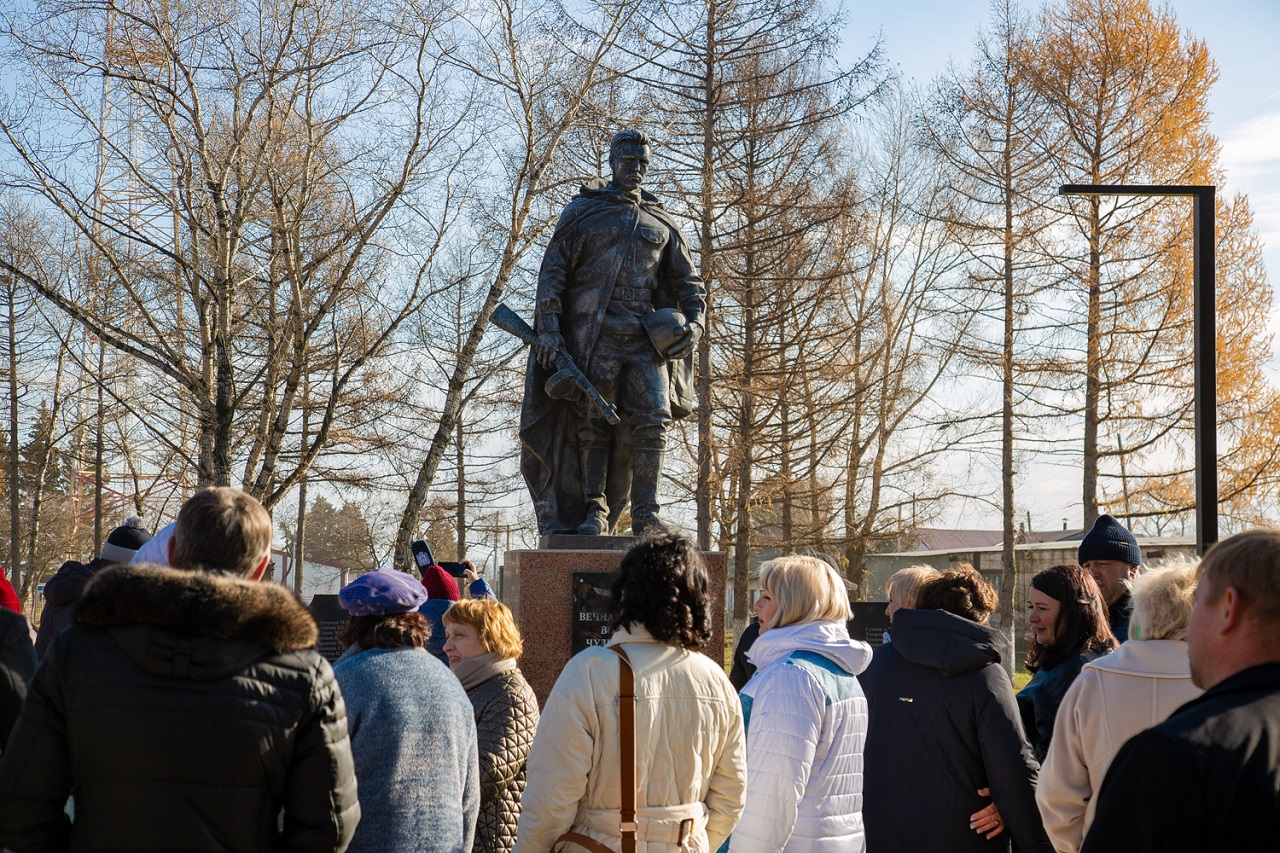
[1085,638,1193,678]
[607,623,660,646]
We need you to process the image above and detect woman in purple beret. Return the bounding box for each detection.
[333,569,480,853]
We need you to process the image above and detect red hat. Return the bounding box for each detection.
[0,573,20,612]
[420,564,460,602]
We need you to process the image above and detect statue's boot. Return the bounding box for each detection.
[578,446,610,536]
[630,445,668,536]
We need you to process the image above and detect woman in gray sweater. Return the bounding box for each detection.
[334,569,480,853]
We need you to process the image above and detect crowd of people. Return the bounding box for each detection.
[0,493,1278,852]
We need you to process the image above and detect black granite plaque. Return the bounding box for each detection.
[848,602,892,648]
[308,594,350,663]
[571,571,618,655]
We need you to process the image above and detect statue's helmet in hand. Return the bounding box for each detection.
[642,309,692,360]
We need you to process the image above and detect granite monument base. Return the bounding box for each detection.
[506,546,726,707]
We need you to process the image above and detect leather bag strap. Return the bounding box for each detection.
[610,644,638,853]
[548,645,639,853]
[550,832,620,853]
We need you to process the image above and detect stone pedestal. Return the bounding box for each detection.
[506,546,726,707]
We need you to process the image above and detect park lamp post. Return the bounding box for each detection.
[1058,183,1217,555]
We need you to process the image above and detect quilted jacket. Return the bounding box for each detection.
[513,624,746,853]
[0,564,360,853]
[466,663,540,853]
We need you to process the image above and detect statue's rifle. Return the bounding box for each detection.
[489,303,621,425]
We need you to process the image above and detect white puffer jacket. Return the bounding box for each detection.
[729,621,873,853]
[513,625,746,853]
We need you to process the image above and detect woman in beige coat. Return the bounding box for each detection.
[512,534,746,853]
[1035,560,1203,852]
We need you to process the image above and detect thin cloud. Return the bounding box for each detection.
[1221,110,1280,174]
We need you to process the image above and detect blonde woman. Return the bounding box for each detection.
[729,555,873,852]
[885,565,940,620]
[883,565,941,641]
[1036,560,1203,853]
[443,600,540,853]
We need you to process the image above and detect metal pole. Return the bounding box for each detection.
[1193,188,1217,554]
[1058,184,1217,554]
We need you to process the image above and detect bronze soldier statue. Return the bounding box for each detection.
[519,129,705,536]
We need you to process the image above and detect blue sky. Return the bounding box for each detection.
[843,0,1280,317]
[840,0,1280,532]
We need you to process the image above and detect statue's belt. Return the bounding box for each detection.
[610,286,653,303]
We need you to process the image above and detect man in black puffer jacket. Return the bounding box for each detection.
[0,487,360,853]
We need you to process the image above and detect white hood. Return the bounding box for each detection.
[1085,638,1192,678]
[746,620,873,676]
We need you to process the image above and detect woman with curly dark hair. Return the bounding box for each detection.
[513,534,746,853]
[333,569,480,853]
[1017,564,1116,762]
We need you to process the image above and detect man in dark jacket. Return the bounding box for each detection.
[34,515,152,657]
[0,487,360,853]
[1077,514,1141,642]
[1081,530,1280,852]
[860,567,1051,853]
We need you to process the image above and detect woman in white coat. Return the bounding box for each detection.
[513,534,746,853]
[1035,560,1203,852]
[728,555,873,853]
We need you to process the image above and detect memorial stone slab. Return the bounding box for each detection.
[848,601,892,648]
[307,594,348,664]
[506,546,726,707]
[571,571,619,654]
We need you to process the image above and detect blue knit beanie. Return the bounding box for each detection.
[1077,514,1142,566]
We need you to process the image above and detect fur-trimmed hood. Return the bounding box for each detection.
[75,564,318,680]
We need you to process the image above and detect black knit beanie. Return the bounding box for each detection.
[100,516,153,564]
[1077,514,1141,566]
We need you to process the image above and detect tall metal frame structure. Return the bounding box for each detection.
[96,0,174,254]
[81,0,178,548]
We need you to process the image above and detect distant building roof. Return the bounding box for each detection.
[906,527,1084,551]
[1025,529,1085,544]
[909,529,1003,550]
